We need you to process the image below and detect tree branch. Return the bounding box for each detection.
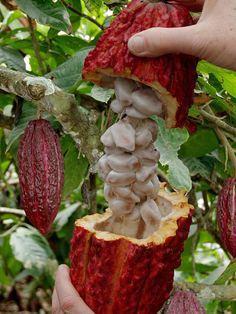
[0,66,103,168]
[200,109,236,137]
[175,282,236,301]
[62,1,104,31]
[27,16,45,75]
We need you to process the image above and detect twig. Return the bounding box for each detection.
[0,111,14,129]
[27,17,45,75]
[215,127,236,175]
[0,207,25,216]
[175,281,236,301]
[0,66,103,167]
[200,109,236,136]
[62,1,104,31]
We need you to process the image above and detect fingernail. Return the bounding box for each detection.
[128,36,145,53]
[58,264,69,272]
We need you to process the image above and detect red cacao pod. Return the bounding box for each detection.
[165,290,205,314]
[18,119,64,235]
[217,177,236,257]
[70,184,193,314]
[83,0,198,128]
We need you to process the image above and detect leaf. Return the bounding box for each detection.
[0,46,25,71]
[153,117,191,192]
[45,47,92,91]
[54,202,80,231]
[89,85,114,103]
[15,0,71,33]
[61,135,89,197]
[198,61,236,98]
[179,127,219,159]
[184,157,214,180]
[6,102,37,152]
[10,226,56,270]
[52,35,90,55]
[214,260,236,285]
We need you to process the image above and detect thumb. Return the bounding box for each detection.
[128,25,200,57]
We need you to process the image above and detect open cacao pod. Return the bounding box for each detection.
[70,184,193,314]
[217,177,236,257]
[70,0,196,312]
[18,119,64,235]
[83,0,198,127]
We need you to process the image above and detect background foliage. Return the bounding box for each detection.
[0,0,236,313]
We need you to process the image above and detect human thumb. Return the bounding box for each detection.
[128,25,200,57]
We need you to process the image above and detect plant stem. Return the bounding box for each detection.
[27,17,45,75]
[200,109,236,137]
[62,1,104,30]
[0,207,25,216]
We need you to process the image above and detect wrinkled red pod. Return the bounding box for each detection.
[165,290,205,314]
[217,177,236,257]
[18,119,64,235]
[70,185,193,314]
[83,0,198,128]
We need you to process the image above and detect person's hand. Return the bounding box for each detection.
[128,0,236,71]
[52,264,94,314]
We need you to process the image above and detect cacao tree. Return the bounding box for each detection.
[0,0,236,313]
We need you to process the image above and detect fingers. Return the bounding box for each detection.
[53,264,94,314]
[128,25,200,58]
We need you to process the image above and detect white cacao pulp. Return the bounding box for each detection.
[97,78,172,238]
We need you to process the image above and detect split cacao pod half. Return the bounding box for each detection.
[217,177,236,257]
[83,0,198,128]
[70,184,193,314]
[18,119,64,235]
[165,290,205,314]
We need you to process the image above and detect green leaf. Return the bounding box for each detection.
[54,202,80,231]
[88,85,114,103]
[10,226,56,270]
[15,0,71,33]
[61,135,89,197]
[153,117,191,191]
[184,157,214,180]
[6,102,37,152]
[45,47,92,91]
[179,127,219,159]
[0,46,25,71]
[214,260,236,285]
[198,61,236,98]
[52,35,90,55]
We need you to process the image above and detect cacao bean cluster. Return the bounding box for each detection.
[97,78,170,237]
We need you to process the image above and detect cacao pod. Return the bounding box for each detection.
[18,119,64,235]
[165,290,205,314]
[70,184,193,314]
[82,0,198,128]
[217,177,236,257]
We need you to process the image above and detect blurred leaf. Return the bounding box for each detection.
[46,47,92,91]
[61,135,89,197]
[153,117,191,191]
[6,102,37,152]
[10,226,56,270]
[184,157,214,180]
[54,202,80,231]
[88,85,114,103]
[179,127,219,159]
[0,46,25,71]
[15,0,71,32]
[52,35,90,55]
[214,260,236,285]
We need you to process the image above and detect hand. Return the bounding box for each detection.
[128,0,236,71]
[52,264,94,314]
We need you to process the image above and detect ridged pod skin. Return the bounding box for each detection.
[70,185,193,314]
[18,119,64,235]
[165,290,205,314]
[83,0,198,128]
[217,178,236,257]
